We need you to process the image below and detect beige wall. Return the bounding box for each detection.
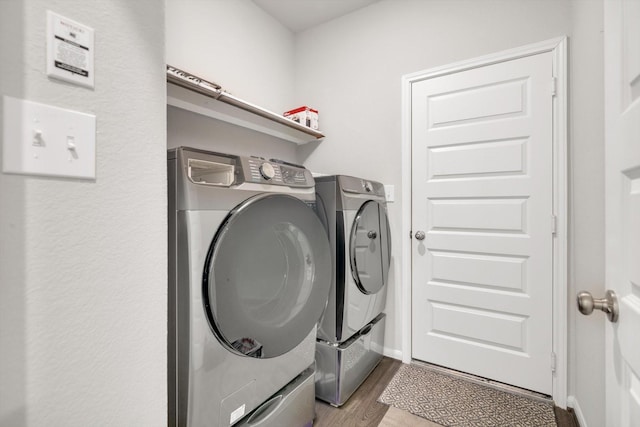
[0,0,597,425]
[165,0,300,160]
[0,1,167,425]
[166,0,605,424]
[294,0,603,425]
[567,1,605,425]
[166,0,296,115]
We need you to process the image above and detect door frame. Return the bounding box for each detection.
[400,37,568,407]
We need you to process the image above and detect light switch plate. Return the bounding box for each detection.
[2,96,96,179]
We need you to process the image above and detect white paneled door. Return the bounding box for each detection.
[411,51,554,394]
[604,1,640,425]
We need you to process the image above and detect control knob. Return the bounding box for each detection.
[364,181,373,193]
[259,162,276,180]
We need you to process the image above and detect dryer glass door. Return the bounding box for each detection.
[349,200,391,295]
[203,194,331,359]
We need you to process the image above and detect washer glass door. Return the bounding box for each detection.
[349,200,391,295]
[203,194,331,359]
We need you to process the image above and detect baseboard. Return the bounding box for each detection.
[567,396,586,427]
[383,346,402,361]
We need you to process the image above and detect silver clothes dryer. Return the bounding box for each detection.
[168,147,331,427]
[314,175,391,406]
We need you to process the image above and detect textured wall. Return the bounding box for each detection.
[165,0,299,161]
[167,106,299,161]
[294,0,604,424]
[295,0,574,364]
[568,1,605,426]
[0,1,167,426]
[166,0,296,115]
[162,0,604,425]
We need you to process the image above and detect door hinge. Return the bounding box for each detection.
[551,77,557,97]
[551,215,557,235]
[551,352,557,372]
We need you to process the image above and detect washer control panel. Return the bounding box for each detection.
[241,157,313,187]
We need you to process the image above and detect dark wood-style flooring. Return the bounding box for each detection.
[314,357,580,427]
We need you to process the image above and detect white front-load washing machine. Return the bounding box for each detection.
[314,175,391,406]
[168,147,331,427]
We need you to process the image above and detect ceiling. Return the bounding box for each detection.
[251,0,380,33]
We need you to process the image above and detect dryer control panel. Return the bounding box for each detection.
[337,175,386,199]
[240,157,314,188]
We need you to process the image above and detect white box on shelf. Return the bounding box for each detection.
[284,106,319,130]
